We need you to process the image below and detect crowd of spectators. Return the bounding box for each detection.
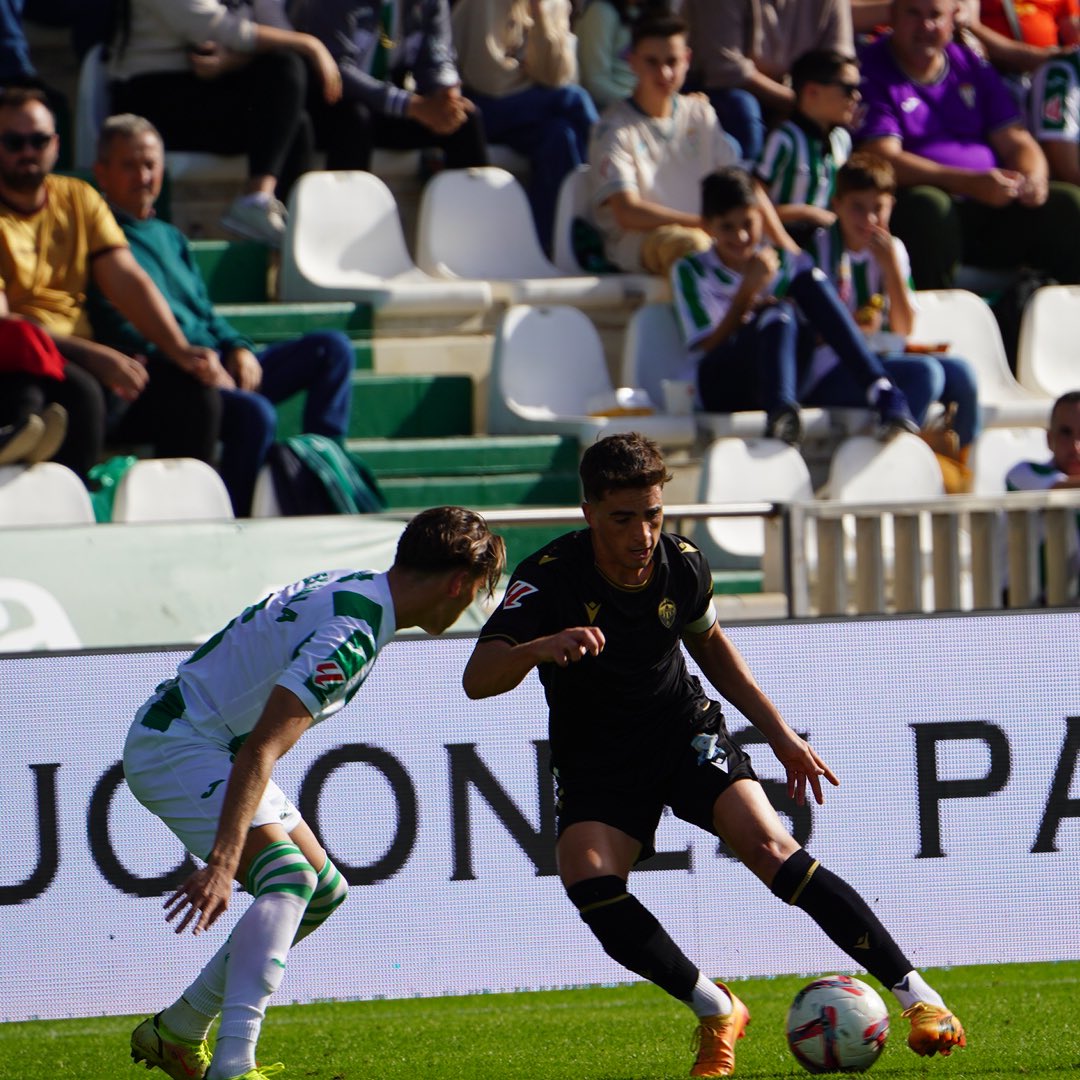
[2,0,1080,512]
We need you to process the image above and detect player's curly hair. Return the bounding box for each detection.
[394,506,506,598]
[579,432,672,502]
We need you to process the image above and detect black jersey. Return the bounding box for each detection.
[478,528,716,787]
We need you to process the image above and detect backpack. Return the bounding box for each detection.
[267,434,386,516]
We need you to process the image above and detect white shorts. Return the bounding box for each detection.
[123,701,302,864]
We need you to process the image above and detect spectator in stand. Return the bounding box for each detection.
[1027,43,1080,185]
[451,0,599,253]
[106,0,342,248]
[0,88,223,482]
[575,0,669,111]
[90,114,356,518]
[670,166,920,446]
[1006,389,1080,599]
[808,151,982,458]
[286,0,488,175]
[589,11,794,277]
[856,0,1080,290]
[981,0,1079,47]
[755,48,857,246]
[679,0,855,164]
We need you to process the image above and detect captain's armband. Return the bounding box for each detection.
[683,604,717,636]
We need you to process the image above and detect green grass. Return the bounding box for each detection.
[6,961,1079,1079]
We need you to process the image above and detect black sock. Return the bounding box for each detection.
[771,849,910,988]
[567,875,699,1001]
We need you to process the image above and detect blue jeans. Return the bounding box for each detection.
[699,267,896,415]
[218,331,355,516]
[467,83,598,255]
[706,86,764,165]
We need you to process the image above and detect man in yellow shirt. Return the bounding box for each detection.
[0,86,226,479]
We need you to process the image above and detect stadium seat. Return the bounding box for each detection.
[416,166,669,306]
[912,289,1053,427]
[110,458,235,522]
[279,170,493,314]
[488,304,695,447]
[969,426,1051,495]
[826,433,945,502]
[1015,284,1080,400]
[619,302,846,440]
[250,465,282,518]
[691,438,814,583]
[0,463,96,526]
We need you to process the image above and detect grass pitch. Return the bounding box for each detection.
[5,961,1079,1080]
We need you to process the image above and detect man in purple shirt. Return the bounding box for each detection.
[856,0,1080,289]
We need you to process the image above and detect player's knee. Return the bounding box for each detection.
[566,875,662,964]
[294,857,349,944]
[247,840,319,903]
[769,847,819,904]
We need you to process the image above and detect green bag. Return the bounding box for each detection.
[268,434,386,515]
[87,454,138,523]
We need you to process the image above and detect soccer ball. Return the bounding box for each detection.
[786,975,890,1073]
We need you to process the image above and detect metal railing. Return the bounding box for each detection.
[473,490,1080,619]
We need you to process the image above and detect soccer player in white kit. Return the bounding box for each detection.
[124,506,505,1080]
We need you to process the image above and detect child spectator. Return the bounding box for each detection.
[755,49,857,246]
[670,165,919,445]
[808,151,982,455]
[575,0,667,111]
[1006,389,1080,598]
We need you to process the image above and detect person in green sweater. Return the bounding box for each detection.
[88,113,355,516]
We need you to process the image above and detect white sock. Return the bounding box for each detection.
[689,973,732,1018]
[206,842,316,1080]
[160,993,216,1044]
[866,377,891,405]
[891,970,945,1011]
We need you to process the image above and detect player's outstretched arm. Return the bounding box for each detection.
[164,686,313,936]
[682,622,838,805]
[462,627,605,699]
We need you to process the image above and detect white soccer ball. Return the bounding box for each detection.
[786,974,890,1073]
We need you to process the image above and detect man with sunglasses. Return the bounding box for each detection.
[756,50,860,248]
[0,86,225,481]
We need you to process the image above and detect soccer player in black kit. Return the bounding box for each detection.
[462,432,965,1077]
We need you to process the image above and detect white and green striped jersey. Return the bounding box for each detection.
[670,245,808,357]
[756,118,852,210]
[1029,48,1080,143]
[1006,459,1080,590]
[808,221,916,327]
[144,570,397,748]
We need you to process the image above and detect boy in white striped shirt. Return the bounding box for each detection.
[671,166,918,445]
[756,49,857,246]
[809,152,982,454]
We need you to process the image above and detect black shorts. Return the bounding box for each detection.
[554,703,758,861]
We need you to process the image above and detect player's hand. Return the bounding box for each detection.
[770,730,839,806]
[165,863,235,935]
[535,626,605,667]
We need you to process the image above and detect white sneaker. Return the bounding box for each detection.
[0,414,44,466]
[220,195,287,248]
[25,403,67,464]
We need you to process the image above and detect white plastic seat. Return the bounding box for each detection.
[1015,284,1080,399]
[250,465,283,518]
[969,426,1051,495]
[827,434,945,502]
[416,166,669,306]
[912,289,1053,427]
[111,458,235,522]
[0,463,96,526]
[691,439,814,582]
[619,303,850,440]
[280,170,492,314]
[489,304,695,446]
